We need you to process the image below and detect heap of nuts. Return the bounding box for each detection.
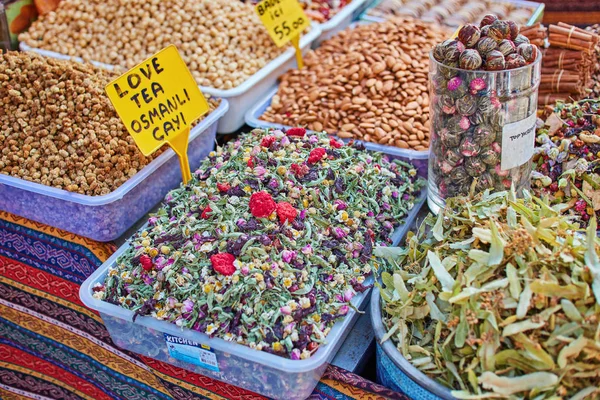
[433,15,539,71]
[0,52,218,196]
[19,0,284,90]
[260,19,447,151]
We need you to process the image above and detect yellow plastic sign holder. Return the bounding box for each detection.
[105,45,209,185]
[255,0,310,69]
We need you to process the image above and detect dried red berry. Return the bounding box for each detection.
[261,135,276,148]
[247,157,255,168]
[217,182,231,193]
[307,342,319,352]
[201,205,212,219]
[308,148,327,164]
[140,254,153,271]
[329,138,343,148]
[249,191,276,218]
[286,127,306,137]
[276,202,298,224]
[210,253,236,276]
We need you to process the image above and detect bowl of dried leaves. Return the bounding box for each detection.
[372,187,600,400]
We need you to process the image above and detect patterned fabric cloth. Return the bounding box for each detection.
[0,211,406,400]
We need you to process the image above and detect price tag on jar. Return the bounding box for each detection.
[255,0,310,68]
[105,45,210,185]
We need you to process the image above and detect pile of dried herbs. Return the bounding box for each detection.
[97,128,424,359]
[532,99,600,228]
[376,188,600,399]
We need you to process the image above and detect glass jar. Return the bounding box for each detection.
[427,52,541,214]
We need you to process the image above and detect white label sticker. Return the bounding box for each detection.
[501,112,537,171]
[164,334,219,372]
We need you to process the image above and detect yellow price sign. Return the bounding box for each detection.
[255,0,310,67]
[105,45,209,184]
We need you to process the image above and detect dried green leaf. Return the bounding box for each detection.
[427,251,455,292]
[478,372,559,396]
[488,220,504,266]
[433,211,444,241]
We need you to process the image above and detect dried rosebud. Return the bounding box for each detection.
[440,161,454,174]
[505,53,526,69]
[513,34,530,47]
[517,43,538,64]
[488,20,510,42]
[447,76,463,91]
[497,39,516,56]
[459,49,482,70]
[458,24,481,48]
[469,77,487,93]
[465,157,486,177]
[476,37,497,56]
[456,94,478,116]
[460,137,481,157]
[485,50,505,71]
[479,14,498,27]
[473,125,496,147]
[507,20,520,40]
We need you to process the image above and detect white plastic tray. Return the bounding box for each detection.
[313,0,374,46]
[80,189,426,399]
[245,87,430,177]
[20,25,321,134]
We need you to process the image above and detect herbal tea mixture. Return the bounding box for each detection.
[376,189,600,399]
[97,128,423,359]
[532,99,600,228]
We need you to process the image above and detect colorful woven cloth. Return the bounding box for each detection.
[0,211,405,400]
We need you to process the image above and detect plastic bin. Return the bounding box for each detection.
[80,190,426,399]
[312,0,374,46]
[245,87,430,177]
[360,0,544,27]
[371,288,454,400]
[0,100,228,242]
[20,25,321,135]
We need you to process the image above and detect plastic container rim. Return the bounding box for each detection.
[361,0,545,27]
[245,87,430,160]
[318,0,370,31]
[19,24,321,99]
[371,287,455,400]
[0,99,229,206]
[429,50,542,75]
[80,189,426,373]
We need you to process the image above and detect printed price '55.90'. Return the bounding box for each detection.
[274,17,305,40]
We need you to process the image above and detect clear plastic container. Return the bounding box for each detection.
[427,52,541,214]
[0,100,229,242]
[79,190,426,400]
[245,87,430,177]
[20,26,322,135]
[371,288,453,400]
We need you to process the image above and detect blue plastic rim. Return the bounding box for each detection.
[371,288,455,400]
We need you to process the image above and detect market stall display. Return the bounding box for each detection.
[428,16,541,213]
[374,189,600,399]
[532,99,600,228]
[83,128,424,398]
[521,23,600,107]
[0,51,226,241]
[361,0,543,29]
[258,19,446,153]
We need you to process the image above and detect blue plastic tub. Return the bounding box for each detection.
[371,288,454,400]
[0,100,228,242]
[245,87,430,178]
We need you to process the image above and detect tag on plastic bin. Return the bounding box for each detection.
[164,333,220,372]
[105,45,210,185]
[255,0,309,68]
